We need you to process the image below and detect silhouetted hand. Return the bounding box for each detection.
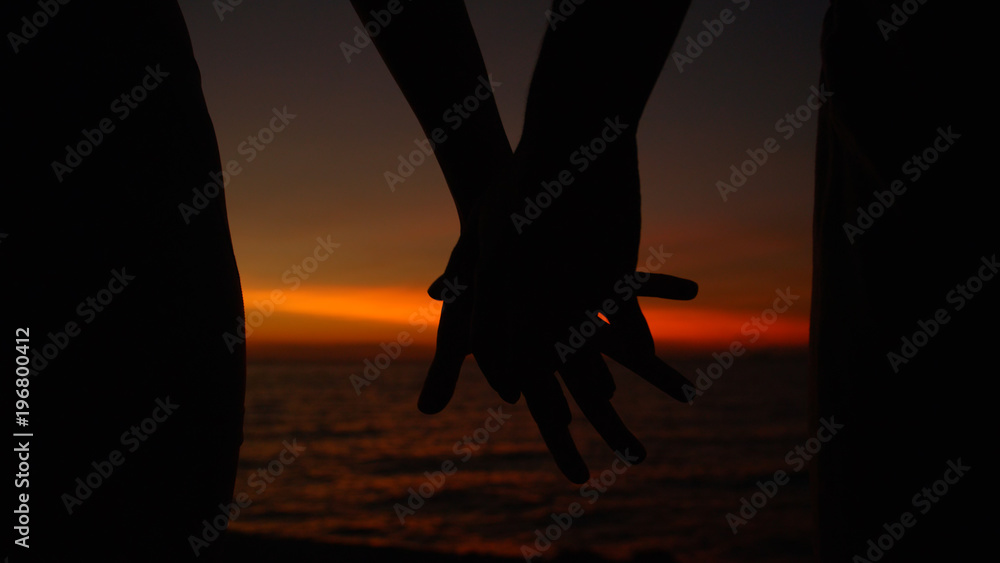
[465,135,697,483]
[352,0,697,483]
[418,231,477,415]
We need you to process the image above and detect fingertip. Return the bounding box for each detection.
[417,378,452,414]
[640,274,699,301]
[427,278,444,301]
[419,355,464,414]
[622,355,695,404]
[417,391,447,415]
[613,436,646,465]
[553,452,590,484]
[427,276,446,300]
[500,388,521,404]
[664,372,696,404]
[614,446,646,468]
[566,465,590,485]
[630,443,647,465]
[672,278,698,301]
[686,280,699,299]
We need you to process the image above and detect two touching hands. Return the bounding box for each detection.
[344,0,697,483]
[417,134,698,483]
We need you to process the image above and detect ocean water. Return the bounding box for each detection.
[228,349,812,562]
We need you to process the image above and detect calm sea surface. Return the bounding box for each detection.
[228,350,812,562]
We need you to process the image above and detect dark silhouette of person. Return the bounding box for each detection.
[6,1,244,561]
[809,1,987,561]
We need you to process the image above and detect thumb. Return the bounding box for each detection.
[634,273,698,301]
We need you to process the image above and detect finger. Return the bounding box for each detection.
[522,371,590,484]
[470,326,523,404]
[610,352,694,404]
[559,342,615,399]
[634,273,698,301]
[419,350,463,414]
[597,300,655,359]
[418,298,470,414]
[560,352,646,463]
[597,302,694,403]
[427,274,449,300]
[427,234,476,301]
[428,273,471,302]
[470,271,523,404]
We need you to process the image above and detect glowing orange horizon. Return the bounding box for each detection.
[239,286,809,352]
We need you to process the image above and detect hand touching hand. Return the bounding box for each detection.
[467,136,698,483]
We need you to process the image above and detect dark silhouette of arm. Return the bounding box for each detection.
[349,0,512,227]
[471,0,696,483]
[519,1,692,162]
[349,0,514,413]
[354,0,698,483]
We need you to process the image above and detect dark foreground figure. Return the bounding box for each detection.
[809,2,989,561]
[5,2,244,561]
[3,1,990,561]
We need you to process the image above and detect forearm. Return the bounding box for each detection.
[519,0,692,158]
[350,0,512,230]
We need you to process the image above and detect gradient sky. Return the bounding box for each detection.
[177,0,828,352]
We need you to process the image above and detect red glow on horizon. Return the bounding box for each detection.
[240,286,809,353]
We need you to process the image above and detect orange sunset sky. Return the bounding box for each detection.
[178,0,825,355]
